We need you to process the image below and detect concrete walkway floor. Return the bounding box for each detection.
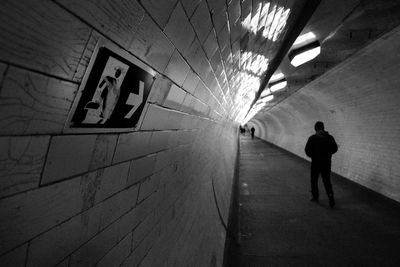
[228,135,400,267]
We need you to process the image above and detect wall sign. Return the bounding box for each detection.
[65,39,155,133]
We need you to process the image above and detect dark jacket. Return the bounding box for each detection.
[305,131,338,163]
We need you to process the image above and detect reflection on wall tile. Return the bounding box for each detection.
[228,0,241,24]
[164,50,190,86]
[0,136,50,198]
[181,94,196,114]
[130,14,174,73]
[195,51,212,82]
[168,111,185,129]
[230,21,242,43]
[0,67,78,135]
[164,3,195,54]
[140,104,171,131]
[147,74,173,104]
[163,84,186,110]
[194,81,210,103]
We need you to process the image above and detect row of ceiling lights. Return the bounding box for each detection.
[257,32,321,104]
[242,32,321,124]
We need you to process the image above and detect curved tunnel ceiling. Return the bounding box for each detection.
[245,0,400,122]
[231,0,320,123]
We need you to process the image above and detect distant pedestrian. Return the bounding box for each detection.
[250,127,255,139]
[239,125,245,135]
[305,121,338,208]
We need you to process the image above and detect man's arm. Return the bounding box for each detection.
[305,137,313,158]
[330,136,338,154]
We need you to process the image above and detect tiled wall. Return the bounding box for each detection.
[253,25,400,202]
[0,0,241,266]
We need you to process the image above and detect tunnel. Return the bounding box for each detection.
[0,0,400,266]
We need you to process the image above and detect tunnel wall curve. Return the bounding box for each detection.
[0,1,239,266]
[253,25,400,203]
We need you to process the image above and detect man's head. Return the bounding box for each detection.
[314,121,324,132]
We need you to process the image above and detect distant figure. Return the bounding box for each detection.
[239,125,245,135]
[305,121,338,208]
[250,127,255,139]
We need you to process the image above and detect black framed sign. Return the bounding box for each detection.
[65,39,155,133]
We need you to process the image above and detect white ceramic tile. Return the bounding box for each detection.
[56,0,144,49]
[0,136,50,197]
[130,14,175,73]
[164,50,190,86]
[163,84,186,110]
[164,3,195,53]
[41,135,97,184]
[0,0,91,79]
[0,67,78,135]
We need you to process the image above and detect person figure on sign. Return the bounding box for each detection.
[84,68,122,124]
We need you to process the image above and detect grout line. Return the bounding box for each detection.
[38,135,53,187]
[0,64,10,95]
[0,60,79,85]
[24,242,30,267]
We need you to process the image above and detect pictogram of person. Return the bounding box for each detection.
[83,67,123,124]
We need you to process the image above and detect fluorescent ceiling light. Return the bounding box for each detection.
[293,32,316,46]
[289,41,321,67]
[260,95,274,102]
[270,72,284,82]
[260,88,271,97]
[269,79,287,92]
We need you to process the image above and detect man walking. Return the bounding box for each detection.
[305,121,338,208]
[250,127,255,139]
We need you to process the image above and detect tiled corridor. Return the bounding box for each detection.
[228,135,400,267]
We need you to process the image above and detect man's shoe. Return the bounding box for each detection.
[329,196,335,208]
[310,198,319,203]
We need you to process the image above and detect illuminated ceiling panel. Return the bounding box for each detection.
[235,1,293,124]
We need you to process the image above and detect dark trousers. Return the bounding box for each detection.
[311,162,334,199]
